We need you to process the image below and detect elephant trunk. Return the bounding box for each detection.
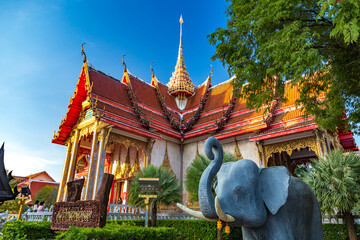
[198,137,223,219]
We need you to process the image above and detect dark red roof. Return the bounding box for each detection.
[52,64,357,151]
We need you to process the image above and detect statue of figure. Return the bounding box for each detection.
[178,137,324,240]
[0,143,19,204]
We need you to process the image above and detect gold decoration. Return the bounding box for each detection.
[122,55,127,73]
[79,124,97,139]
[233,139,243,160]
[81,43,87,63]
[195,142,199,158]
[113,148,122,179]
[162,142,174,174]
[334,134,344,150]
[107,133,146,151]
[167,15,194,109]
[256,142,265,166]
[145,139,155,166]
[263,137,319,166]
[129,150,141,177]
[119,147,131,178]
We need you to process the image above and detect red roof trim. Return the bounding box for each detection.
[100,118,161,140]
[52,66,88,145]
[249,124,318,142]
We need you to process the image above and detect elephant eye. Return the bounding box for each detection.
[235,187,242,194]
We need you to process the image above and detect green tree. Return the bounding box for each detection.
[185,153,238,202]
[301,150,360,240]
[128,164,182,227]
[34,185,58,209]
[209,0,360,133]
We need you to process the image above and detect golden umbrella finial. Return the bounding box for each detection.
[179,15,183,24]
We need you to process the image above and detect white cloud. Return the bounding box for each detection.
[3,142,64,181]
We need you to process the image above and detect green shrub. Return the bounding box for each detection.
[114,219,243,239]
[2,220,359,240]
[2,221,56,240]
[55,223,177,240]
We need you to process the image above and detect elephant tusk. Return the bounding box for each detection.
[176,203,218,222]
[215,196,235,222]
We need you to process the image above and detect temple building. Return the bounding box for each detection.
[52,16,357,205]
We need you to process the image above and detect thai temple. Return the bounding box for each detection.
[52,16,357,205]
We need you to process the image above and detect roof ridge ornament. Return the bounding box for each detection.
[122,55,127,73]
[151,62,155,79]
[81,43,87,63]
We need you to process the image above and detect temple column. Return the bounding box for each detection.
[325,133,332,154]
[122,180,130,205]
[314,130,324,158]
[63,130,80,201]
[56,142,72,202]
[85,122,98,200]
[92,128,106,199]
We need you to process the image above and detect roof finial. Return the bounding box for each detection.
[81,43,87,63]
[151,62,155,78]
[179,15,183,47]
[122,55,127,73]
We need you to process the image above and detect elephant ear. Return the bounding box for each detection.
[259,166,290,215]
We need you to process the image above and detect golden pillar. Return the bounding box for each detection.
[63,130,80,201]
[56,142,72,202]
[92,128,106,199]
[84,121,98,200]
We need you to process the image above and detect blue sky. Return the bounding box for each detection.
[0,1,359,181]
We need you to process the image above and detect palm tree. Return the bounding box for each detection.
[128,164,182,227]
[301,150,360,240]
[34,185,58,209]
[185,152,238,202]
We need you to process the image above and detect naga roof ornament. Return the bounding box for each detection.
[167,15,195,110]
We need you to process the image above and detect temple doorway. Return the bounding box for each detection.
[267,148,317,175]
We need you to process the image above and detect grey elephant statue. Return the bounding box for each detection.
[177,137,324,240]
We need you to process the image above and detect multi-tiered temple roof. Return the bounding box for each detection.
[52,18,357,152]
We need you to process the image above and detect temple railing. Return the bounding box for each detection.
[23,212,53,222]
[23,211,200,221]
[107,212,199,221]
[108,204,142,214]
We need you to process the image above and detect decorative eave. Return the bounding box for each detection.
[52,61,90,145]
[122,57,150,129]
[152,65,182,132]
[249,122,318,142]
[213,93,237,132]
[182,67,212,132]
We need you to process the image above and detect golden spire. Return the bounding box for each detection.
[129,149,141,177]
[167,15,195,110]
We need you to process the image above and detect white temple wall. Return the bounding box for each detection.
[182,141,197,203]
[167,141,181,178]
[236,139,260,166]
[151,139,166,166]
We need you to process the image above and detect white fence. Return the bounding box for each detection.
[22,204,200,222]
